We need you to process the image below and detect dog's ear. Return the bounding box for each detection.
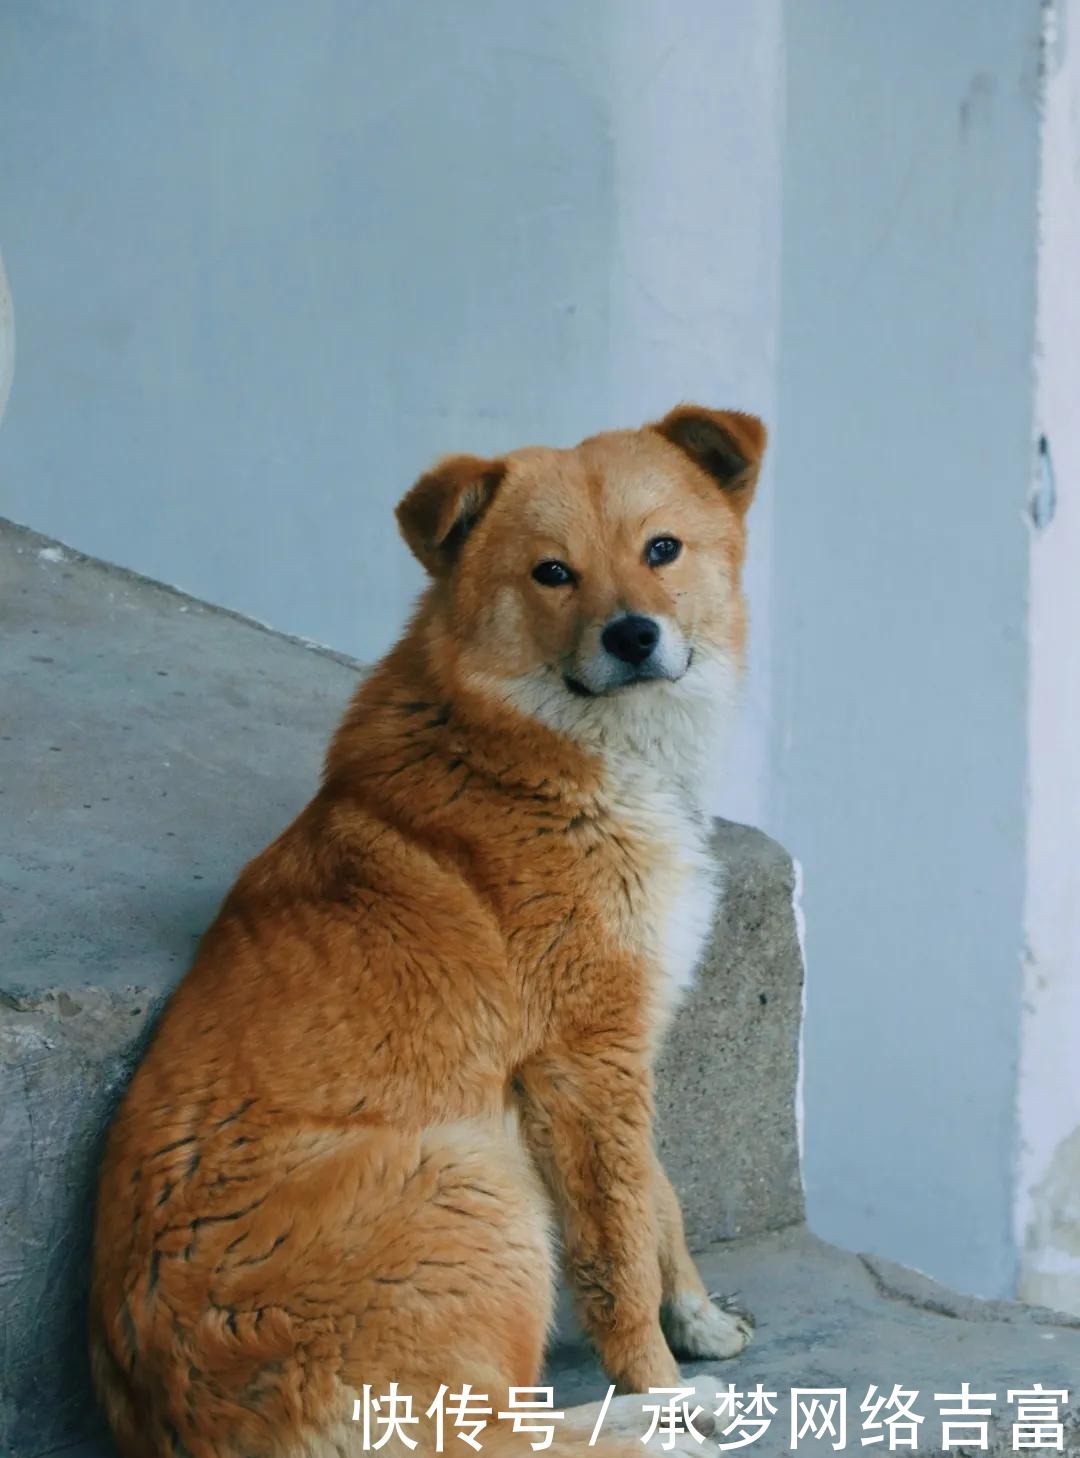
[395,454,506,576]
[652,405,767,513]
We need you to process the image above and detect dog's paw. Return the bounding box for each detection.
[661,1289,754,1361]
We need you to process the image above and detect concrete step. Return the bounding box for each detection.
[1,520,805,1456]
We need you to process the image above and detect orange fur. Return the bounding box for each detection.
[90,407,766,1457]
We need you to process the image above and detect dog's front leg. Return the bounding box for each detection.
[654,1156,754,1360]
[517,1038,681,1394]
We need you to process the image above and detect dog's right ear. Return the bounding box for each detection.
[652,405,767,514]
[395,455,506,576]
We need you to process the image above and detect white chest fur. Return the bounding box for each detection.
[600,764,721,1018]
[660,811,720,998]
[507,647,737,1012]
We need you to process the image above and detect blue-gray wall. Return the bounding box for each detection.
[0,0,781,830]
[0,1,611,649]
[774,0,1041,1296]
[0,0,1048,1300]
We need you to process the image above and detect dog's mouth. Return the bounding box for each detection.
[563,675,596,698]
[562,651,694,699]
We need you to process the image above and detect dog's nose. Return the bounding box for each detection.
[601,614,660,666]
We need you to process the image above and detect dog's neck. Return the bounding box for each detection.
[472,647,740,820]
[328,616,738,828]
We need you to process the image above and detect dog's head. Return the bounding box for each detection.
[396,405,765,759]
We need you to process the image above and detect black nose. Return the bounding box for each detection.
[601,614,660,666]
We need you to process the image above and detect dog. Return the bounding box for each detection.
[90,404,766,1457]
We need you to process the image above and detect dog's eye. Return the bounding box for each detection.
[532,560,575,587]
[645,536,681,567]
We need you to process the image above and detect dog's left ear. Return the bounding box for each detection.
[396,454,506,576]
[652,405,767,513]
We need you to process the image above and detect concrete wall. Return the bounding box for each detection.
[1018,0,1080,1317]
[0,0,782,826]
[774,0,1042,1297]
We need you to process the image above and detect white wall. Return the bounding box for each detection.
[1018,0,1080,1316]
[0,0,783,827]
[774,0,1042,1298]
